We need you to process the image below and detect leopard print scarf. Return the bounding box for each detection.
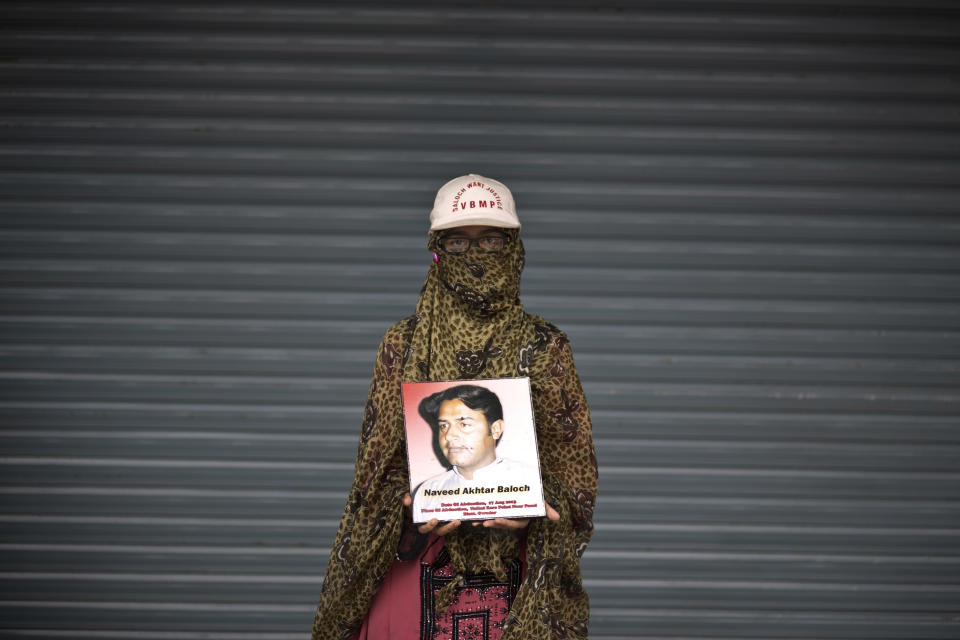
[312,228,598,639]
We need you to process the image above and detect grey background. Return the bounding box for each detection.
[2,1,959,638]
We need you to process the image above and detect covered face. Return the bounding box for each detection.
[428,225,524,317]
[436,398,504,479]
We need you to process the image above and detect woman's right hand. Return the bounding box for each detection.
[402,493,461,536]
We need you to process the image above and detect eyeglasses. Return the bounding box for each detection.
[438,234,508,254]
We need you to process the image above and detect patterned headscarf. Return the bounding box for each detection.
[312,227,598,639]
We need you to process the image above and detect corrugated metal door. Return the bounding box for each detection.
[2,1,959,638]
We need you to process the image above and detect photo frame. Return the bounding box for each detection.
[401,377,546,524]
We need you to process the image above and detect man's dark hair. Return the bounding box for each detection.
[418,384,504,440]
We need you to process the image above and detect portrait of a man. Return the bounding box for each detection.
[410,383,543,523]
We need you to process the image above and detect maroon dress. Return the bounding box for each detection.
[352,526,526,640]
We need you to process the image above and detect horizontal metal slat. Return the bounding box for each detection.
[5,544,956,585]
[0,599,956,637]
[5,405,960,446]
[3,418,960,468]
[4,463,957,501]
[4,317,960,362]
[5,201,957,245]
[2,490,956,529]
[3,515,955,556]
[4,372,957,415]
[6,230,960,272]
[0,599,316,631]
[4,288,959,329]
[6,90,960,129]
[6,117,960,159]
[3,345,958,388]
[0,517,331,547]
[6,28,959,72]
[4,263,958,301]
[8,2,960,39]
[6,61,958,103]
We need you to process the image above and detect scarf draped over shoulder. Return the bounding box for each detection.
[312,229,598,639]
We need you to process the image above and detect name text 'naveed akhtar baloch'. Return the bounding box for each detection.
[421,484,531,497]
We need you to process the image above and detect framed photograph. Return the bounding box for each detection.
[401,377,546,524]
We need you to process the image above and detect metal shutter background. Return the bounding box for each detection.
[2,1,959,638]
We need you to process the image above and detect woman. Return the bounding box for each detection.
[312,174,598,639]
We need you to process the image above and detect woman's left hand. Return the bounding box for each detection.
[473,502,560,530]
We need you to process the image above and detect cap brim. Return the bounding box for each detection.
[430,216,521,231]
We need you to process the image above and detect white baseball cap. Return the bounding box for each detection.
[429,173,521,231]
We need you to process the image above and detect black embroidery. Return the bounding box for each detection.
[455,336,503,378]
[420,548,521,640]
[383,342,403,377]
[572,488,596,529]
[360,398,377,442]
[551,388,581,441]
[451,282,495,316]
[466,263,485,280]
[516,323,554,376]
